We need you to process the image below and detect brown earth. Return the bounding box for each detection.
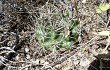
[0,0,110,70]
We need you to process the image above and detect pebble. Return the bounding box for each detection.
[26,55,30,59]
[79,59,90,66]
[82,0,87,3]
[25,48,29,52]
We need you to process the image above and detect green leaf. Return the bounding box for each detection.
[62,41,72,49]
[96,3,110,13]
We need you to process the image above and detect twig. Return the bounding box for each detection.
[73,0,79,23]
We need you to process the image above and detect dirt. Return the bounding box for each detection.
[1,0,110,70]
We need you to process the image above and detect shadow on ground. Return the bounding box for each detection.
[88,53,110,70]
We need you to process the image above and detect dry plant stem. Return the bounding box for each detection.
[20,64,31,70]
[99,59,102,70]
[0,38,9,45]
[106,0,110,28]
[103,42,109,53]
[73,0,82,45]
[73,0,79,23]
[106,9,110,28]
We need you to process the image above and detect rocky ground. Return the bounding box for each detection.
[0,0,110,70]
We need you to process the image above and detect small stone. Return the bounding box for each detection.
[26,55,30,59]
[80,59,90,66]
[25,48,29,52]
[40,59,45,64]
[34,59,40,64]
[74,60,79,65]
[24,68,28,70]
[16,55,19,60]
[78,52,83,57]
[82,0,87,3]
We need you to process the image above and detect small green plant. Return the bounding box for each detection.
[96,3,110,13]
[36,14,78,52]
